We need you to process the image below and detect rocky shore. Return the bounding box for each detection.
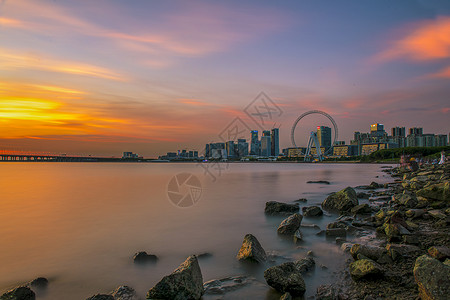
[2,163,448,300]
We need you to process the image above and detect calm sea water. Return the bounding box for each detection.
[0,162,393,299]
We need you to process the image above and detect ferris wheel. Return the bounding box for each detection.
[290,110,338,161]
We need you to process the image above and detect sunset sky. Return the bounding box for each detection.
[1,0,450,157]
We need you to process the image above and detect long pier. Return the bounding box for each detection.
[0,153,146,162]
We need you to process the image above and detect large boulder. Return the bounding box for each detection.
[428,246,450,260]
[0,287,35,300]
[349,259,383,280]
[146,255,204,300]
[236,234,267,263]
[416,182,450,202]
[293,256,315,274]
[321,187,358,212]
[277,214,302,235]
[265,201,299,216]
[350,204,372,215]
[350,244,387,262]
[133,251,157,264]
[302,206,323,217]
[264,262,306,296]
[414,255,450,300]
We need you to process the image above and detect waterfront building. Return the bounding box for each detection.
[333,145,358,157]
[392,127,406,137]
[237,139,249,157]
[250,130,260,155]
[317,126,331,151]
[285,147,305,157]
[226,141,235,158]
[435,134,448,147]
[361,142,397,156]
[261,135,271,157]
[409,127,423,135]
[271,128,280,157]
[123,152,138,159]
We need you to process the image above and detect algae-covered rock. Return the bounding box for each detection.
[414,255,450,300]
[322,187,358,212]
[265,201,299,216]
[349,259,383,280]
[264,262,306,296]
[416,182,450,202]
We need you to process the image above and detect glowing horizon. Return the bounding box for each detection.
[1,0,449,157]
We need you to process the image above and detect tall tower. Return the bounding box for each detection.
[317,126,331,150]
[250,130,259,155]
[271,128,280,156]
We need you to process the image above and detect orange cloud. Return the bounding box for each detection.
[0,48,125,81]
[374,16,450,62]
[426,65,450,78]
[178,99,214,106]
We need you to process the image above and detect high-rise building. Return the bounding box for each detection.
[317,126,331,151]
[370,123,385,138]
[271,128,280,156]
[261,135,271,156]
[226,141,235,158]
[250,130,260,155]
[262,130,271,137]
[409,127,423,135]
[237,139,249,157]
[391,127,406,137]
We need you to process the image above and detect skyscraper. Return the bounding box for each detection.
[271,128,280,156]
[261,135,271,157]
[391,127,406,137]
[250,130,260,155]
[370,123,385,138]
[317,126,331,151]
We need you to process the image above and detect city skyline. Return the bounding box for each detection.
[1,1,450,157]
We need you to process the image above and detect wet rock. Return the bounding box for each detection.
[307,180,330,184]
[356,192,370,199]
[416,182,450,202]
[293,230,303,244]
[280,292,292,300]
[133,251,157,264]
[264,262,306,296]
[265,201,299,216]
[350,244,387,262]
[196,252,212,259]
[428,209,447,219]
[0,287,35,300]
[203,275,252,295]
[351,203,372,215]
[326,221,347,229]
[302,206,323,217]
[326,228,346,237]
[341,243,353,253]
[386,244,421,261]
[147,255,204,300]
[403,235,419,245]
[277,213,302,235]
[351,220,375,227]
[428,246,450,260]
[294,198,307,203]
[368,182,381,189]
[294,256,315,274]
[322,187,358,212]
[316,284,339,300]
[349,259,383,280]
[29,277,48,289]
[111,286,138,300]
[414,255,450,300]
[405,208,425,219]
[86,295,114,300]
[335,237,346,245]
[236,234,267,263]
[384,223,400,241]
[397,193,418,208]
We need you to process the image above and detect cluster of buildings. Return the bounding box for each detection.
[157,123,448,161]
[205,128,280,160]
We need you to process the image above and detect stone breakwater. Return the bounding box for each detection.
[2,163,449,300]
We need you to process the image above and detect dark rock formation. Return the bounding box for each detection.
[0,287,35,300]
[265,201,299,216]
[236,234,267,263]
[277,213,302,235]
[322,187,358,212]
[414,255,450,300]
[147,255,204,300]
[111,286,138,300]
[86,295,114,300]
[349,259,383,280]
[264,262,306,296]
[302,206,323,217]
[133,251,157,264]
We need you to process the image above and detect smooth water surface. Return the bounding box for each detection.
[0,162,393,299]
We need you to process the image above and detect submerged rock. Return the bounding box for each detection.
[133,251,157,264]
[428,246,450,260]
[322,187,358,212]
[326,228,346,237]
[264,262,306,296]
[203,275,253,295]
[236,234,267,263]
[349,259,383,280]
[302,206,323,217]
[294,256,315,274]
[350,203,372,215]
[0,287,35,300]
[277,213,302,235]
[29,277,48,289]
[147,255,204,300]
[265,201,299,216]
[86,295,114,300]
[414,255,450,300]
[307,180,330,184]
